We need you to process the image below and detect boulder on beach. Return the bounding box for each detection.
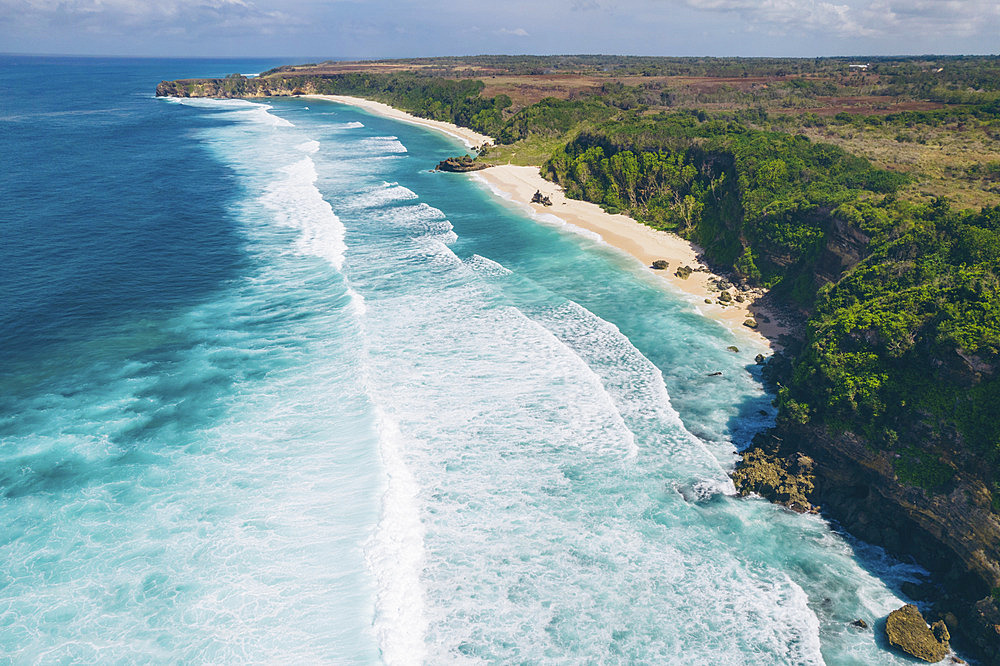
[651,260,669,270]
[885,604,950,662]
[531,190,553,206]
[743,319,758,329]
[675,265,693,279]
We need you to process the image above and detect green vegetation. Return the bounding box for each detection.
[543,113,906,302]
[781,200,1000,484]
[290,73,514,137]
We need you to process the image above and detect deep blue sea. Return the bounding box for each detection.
[0,56,951,663]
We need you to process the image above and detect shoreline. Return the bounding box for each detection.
[472,167,789,349]
[309,94,787,350]
[302,95,491,150]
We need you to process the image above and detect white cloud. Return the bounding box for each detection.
[683,0,871,37]
[681,0,999,38]
[863,0,1000,37]
[497,27,530,36]
[0,0,298,35]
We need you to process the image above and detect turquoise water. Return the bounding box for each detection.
[1,58,946,663]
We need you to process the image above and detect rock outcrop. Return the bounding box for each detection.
[436,156,491,172]
[734,422,1000,661]
[885,604,950,662]
[530,190,553,206]
[731,443,816,513]
[156,77,299,98]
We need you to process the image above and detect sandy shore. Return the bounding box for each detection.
[303,95,491,150]
[473,167,787,348]
[309,94,787,350]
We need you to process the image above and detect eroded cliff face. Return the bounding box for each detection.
[813,215,871,286]
[155,76,315,99]
[737,422,1000,660]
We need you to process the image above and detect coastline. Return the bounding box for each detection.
[302,95,491,149]
[472,166,788,349]
[312,94,787,350]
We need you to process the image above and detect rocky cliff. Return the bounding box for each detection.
[737,416,1000,659]
[156,76,308,98]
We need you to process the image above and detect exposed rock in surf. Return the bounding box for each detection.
[885,604,950,662]
[731,444,817,513]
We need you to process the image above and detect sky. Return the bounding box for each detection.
[1,0,998,58]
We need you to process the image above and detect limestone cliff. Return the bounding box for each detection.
[156,76,308,98]
[736,419,1000,660]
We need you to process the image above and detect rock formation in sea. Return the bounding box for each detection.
[885,604,951,662]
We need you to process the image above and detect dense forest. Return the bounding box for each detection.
[158,54,1000,659]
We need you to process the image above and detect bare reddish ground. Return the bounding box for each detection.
[784,96,946,116]
[248,62,947,117]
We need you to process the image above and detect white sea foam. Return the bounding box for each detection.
[532,211,604,242]
[239,105,295,128]
[463,254,512,277]
[336,278,428,665]
[340,207,833,660]
[359,202,457,246]
[296,140,320,154]
[351,182,419,209]
[330,121,365,129]
[131,98,945,664]
[168,96,296,129]
[260,157,346,270]
[167,97,261,109]
[360,136,408,154]
[507,294,730,481]
[365,406,428,666]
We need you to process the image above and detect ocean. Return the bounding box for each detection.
[0,56,945,663]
